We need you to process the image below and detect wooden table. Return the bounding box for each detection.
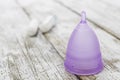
[0,0,120,80]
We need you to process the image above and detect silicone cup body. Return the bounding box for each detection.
[64,11,103,75]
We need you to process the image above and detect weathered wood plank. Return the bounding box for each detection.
[42,1,120,80]
[0,55,11,80]
[0,0,29,26]
[46,22,120,79]
[2,0,120,79]
[0,0,33,79]
[55,0,120,39]
[7,50,36,80]
[15,0,120,79]
[101,0,120,8]
[0,0,80,79]
[16,32,79,80]
[15,0,80,79]
[0,30,38,80]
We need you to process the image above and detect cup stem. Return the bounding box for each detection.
[80,11,86,23]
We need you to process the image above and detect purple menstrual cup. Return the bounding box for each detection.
[64,11,103,75]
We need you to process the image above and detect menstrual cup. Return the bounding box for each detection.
[64,11,103,75]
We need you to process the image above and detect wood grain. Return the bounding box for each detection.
[55,0,120,39]
[44,1,120,80]
[0,0,79,79]
[0,0,120,80]
[16,0,120,79]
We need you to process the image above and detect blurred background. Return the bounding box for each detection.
[0,0,120,80]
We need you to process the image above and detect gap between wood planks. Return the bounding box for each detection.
[10,2,79,79]
[44,0,118,79]
[13,0,120,79]
[54,0,120,40]
[14,0,83,80]
[0,0,79,80]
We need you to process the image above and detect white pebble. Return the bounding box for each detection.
[25,19,39,37]
[25,15,57,37]
[39,15,56,33]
